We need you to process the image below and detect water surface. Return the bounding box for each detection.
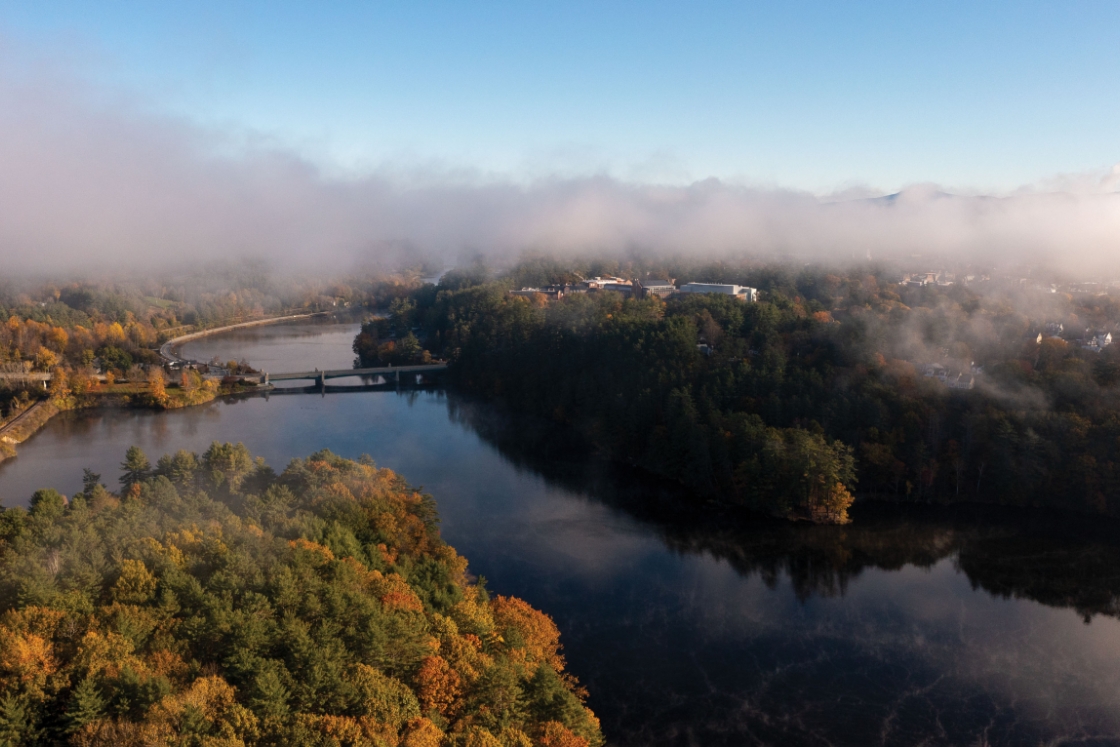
[3,320,1120,746]
[178,316,362,372]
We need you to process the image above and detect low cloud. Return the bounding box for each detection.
[2,61,1119,276]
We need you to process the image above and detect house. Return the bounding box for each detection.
[922,363,948,381]
[922,363,975,389]
[677,283,758,301]
[1082,332,1113,352]
[947,373,975,390]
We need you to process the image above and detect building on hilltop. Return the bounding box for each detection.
[576,277,635,298]
[509,284,569,301]
[678,283,758,302]
[636,279,677,299]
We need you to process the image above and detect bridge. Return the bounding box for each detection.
[0,364,448,393]
[253,363,448,389]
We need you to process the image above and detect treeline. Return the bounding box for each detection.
[396,259,1120,521]
[0,445,601,747]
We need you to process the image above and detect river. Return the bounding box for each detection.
[3,317,1120,746]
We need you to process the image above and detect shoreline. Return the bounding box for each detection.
[0,400,61,456]
[0,382,270,466]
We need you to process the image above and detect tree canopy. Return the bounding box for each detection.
[400,260,1120,522]
[0,445,601,747]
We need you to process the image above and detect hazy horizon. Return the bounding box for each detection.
[1,3,1119,276]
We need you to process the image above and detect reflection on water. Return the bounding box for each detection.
[2,325,1120,745]
[450,397,1120,746]
[452,397,1120,620]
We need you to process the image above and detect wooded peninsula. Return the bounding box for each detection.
[0,444,601,747]
[358,258,1120,525]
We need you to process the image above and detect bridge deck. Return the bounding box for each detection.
[265,363,447,382]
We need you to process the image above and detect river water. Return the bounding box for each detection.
[4,318,1120,746]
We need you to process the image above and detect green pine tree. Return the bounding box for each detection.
[64,678,106,735]
[119,446,151,489]
[0,694,35,746]
[81,467,102,495]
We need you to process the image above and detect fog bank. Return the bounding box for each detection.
[2,65,1119,276]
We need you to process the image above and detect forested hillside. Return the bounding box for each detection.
[0,267,424,376]
[0,445,601,747]
[399,260,1120,522]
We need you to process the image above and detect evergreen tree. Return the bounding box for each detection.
[81,467,101,495]
[28,488,66,521]
[63,678,106,735]
[119,445,151,488]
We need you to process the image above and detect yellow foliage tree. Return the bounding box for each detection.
[47,326,69,351]
[48,367,70,399]
[35,348,59,371]
[148,368,168,406]
[402,717,444,747]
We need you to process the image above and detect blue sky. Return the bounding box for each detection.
[2,1,1119,193]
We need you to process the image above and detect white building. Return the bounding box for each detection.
[1083,332,1113,353]
[678,283,758,302]
[947,373,975,390]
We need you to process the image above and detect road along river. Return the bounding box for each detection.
[3,316,1120,746]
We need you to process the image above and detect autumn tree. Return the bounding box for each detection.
[47,367,70,400]
[147,368,168,406]
[0,446,603,745]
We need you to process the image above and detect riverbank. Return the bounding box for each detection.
[0,379,268,465]
[0,400,61,457]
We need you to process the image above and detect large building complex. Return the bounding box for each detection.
[511,279,760,303]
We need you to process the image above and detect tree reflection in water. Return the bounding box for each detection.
[449,394,1120,621]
